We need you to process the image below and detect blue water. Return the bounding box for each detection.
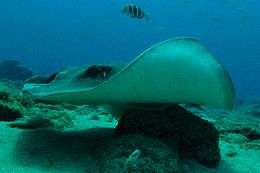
[0,0,259,99]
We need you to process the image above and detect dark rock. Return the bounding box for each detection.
[99,134,180,173]
[0,59,33,81]
[0,103,22,121]
[115,105,220,168]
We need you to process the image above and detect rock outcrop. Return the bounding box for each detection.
[0,103,23,121]
[0,82,24,121]
[115,105,221,168]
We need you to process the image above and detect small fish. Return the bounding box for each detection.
[121,4,149,21]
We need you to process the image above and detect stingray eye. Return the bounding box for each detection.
[46,72,58,83]
[78,65,100,79]
[78,65,113,79]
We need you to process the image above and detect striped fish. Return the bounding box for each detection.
[121,4,148,21]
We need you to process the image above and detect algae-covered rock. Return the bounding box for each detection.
[9,114,52,129]
[99,135,180,173]
[0,82,12,99]
[0,80,30,103]
[0,103,22,121]
[0,81,75,129]
[9,105,74,130]
[115,105,220,168]
[0,82,11,101]
[0,82,25,121]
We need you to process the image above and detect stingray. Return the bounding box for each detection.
[23,37,235,112]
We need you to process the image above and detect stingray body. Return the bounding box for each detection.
[23,37,235,110]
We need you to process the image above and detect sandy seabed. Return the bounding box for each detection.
[0,106,260,173]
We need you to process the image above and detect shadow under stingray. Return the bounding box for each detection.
[14,127,246,173]
[14,127,116,172]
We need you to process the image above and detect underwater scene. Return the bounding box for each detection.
[0,0,260,172]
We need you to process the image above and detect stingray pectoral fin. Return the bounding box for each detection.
[82,37,235,109]
[23,37,235,110]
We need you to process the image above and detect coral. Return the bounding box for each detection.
[0,82,13,96]
[9,114,52,129]
[0,81,74,130]
[0,103,23,121]
[9,106,74,130]
[0,81,34,108]
[99,135,180,173]
[115,105,220,168]
[16,92,35,108]
[0,59,33,81]
[1,80,114,131]
[0,82,25,121]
